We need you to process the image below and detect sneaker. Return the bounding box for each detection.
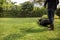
[48,24,54,30]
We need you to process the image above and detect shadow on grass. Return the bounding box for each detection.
[3,33,26,40]
[2,27,48,40]
[21,27,48,33]
[48,33,60,40]
[48,38,60,40]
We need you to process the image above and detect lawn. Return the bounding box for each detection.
[0,18,60,40]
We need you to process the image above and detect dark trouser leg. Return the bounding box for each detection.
[48,9,55,30]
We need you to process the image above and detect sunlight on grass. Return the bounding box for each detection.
[0,18,60,40]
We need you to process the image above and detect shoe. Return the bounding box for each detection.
[48,24,54,30]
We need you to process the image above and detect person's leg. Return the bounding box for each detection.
[48,9,55,30]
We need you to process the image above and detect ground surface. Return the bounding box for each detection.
[0,18,60,40]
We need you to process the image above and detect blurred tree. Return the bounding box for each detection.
[0,0,4,17]
[21,1,33,17]
[2,0,17,17]
[32,7,47,17]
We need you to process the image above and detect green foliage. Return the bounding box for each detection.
[56,8,60,19]
[21,1,33,11]
[42,15,48,18]
[0,7,3,17]
[42,15,59,19]
[32,7,43,17]
[21,1,33,17]
[25,7,47,17]
[32,7,47,17]
[0,0,3,17]
[0,0,47,17]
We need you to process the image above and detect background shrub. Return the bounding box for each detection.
[42,15,59,19]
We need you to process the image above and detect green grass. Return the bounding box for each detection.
[0,18,60,40]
